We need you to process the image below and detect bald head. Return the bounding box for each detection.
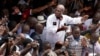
[26,17,38,28]
[35,23,44,34]
[93,12,100,22]
[55,41,63,49]
[56,41,63,45]
[90,33,100,43]
[55,4,65,18]
[56,4,65,11]
[43,42,51,50]
[35,23,43,29]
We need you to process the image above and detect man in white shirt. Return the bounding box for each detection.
[46,4,87,48]
[84,12,100,30]
[83,12,100,36]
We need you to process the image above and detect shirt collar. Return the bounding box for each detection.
[56,15,63,20]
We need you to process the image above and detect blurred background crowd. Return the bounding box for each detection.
[0,0,100,56]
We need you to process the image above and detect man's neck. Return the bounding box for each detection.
[56,15,63,20]
[73,36,80,41]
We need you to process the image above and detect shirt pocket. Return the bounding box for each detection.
[53,22,57,26]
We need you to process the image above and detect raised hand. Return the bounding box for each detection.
[81,37,87,47]
[48,0,57,7]
[57,26,68,32]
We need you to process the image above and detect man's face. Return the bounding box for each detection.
[38,25,44,34]
[55,8,64,17]
[30,20,38,29]
[73,29,80,38]
[22,24,30,33]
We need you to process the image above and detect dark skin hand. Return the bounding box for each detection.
[57,26,67,32]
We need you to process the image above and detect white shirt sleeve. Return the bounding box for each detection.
[72,17,82,24]
[66,16,82,24]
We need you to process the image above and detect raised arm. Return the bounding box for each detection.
[31,0,56,14]
[66,15,88,24]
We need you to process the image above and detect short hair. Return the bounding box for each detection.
[43,41,51,50]
[71,26,80,32]
[22,38,32,47]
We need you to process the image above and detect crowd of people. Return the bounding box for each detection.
[0,0,100,56]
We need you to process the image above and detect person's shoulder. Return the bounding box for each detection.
[47,14,56,20]
[63,14,71,18]
[48,14,55,17]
